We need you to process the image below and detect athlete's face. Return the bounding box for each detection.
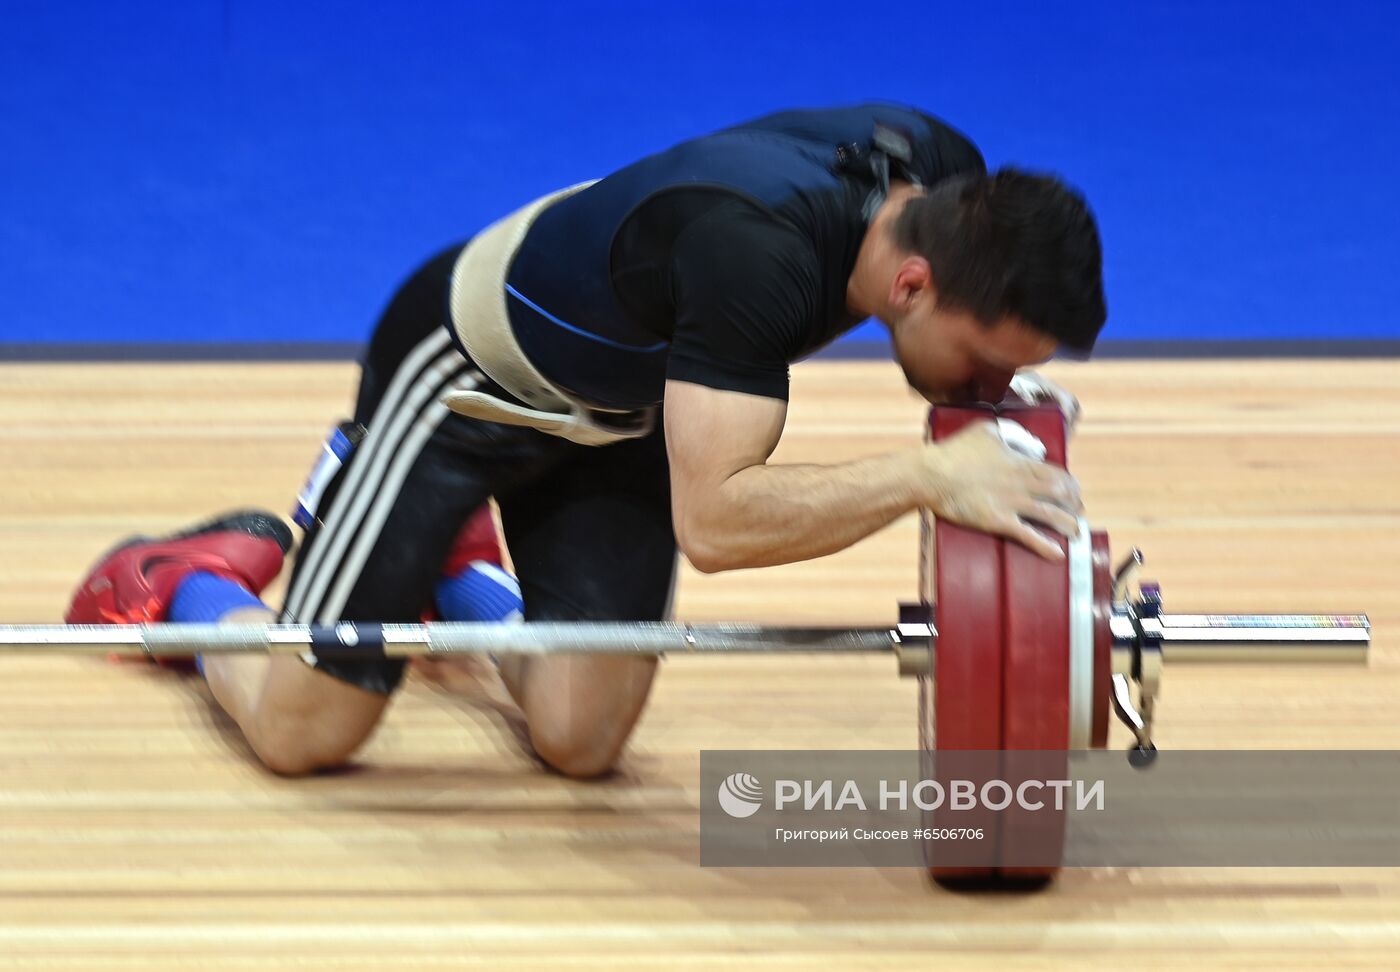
[884,258,1058,404]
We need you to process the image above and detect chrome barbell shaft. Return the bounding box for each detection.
[1155,613,1371,640]
[0,622,913,657]
[1111,613,1371,646]
[0,612,1369,660]
[1142,613,1371,662]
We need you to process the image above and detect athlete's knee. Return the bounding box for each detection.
[526,689,648,779]
[250,729,359,777]
[528,720,627,779]
[252,740,329,778]
[247,708,370,777]
[514,657,656,778]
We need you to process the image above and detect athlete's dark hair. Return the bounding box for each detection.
[891,168,1107,355]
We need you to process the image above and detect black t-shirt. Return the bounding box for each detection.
[609,184,867,401]
[504,105,985,409]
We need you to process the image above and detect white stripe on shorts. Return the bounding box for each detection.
[283,329,481,622]
[314,369,482,622]
[283,327,452,618]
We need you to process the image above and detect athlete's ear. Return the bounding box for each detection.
[888,255,933,313]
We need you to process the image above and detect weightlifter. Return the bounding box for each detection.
[66,103,1107,779]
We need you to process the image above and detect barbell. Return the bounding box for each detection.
[0,402,1371,883]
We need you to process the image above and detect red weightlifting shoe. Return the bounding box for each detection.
[66,511,293,658]
[415,505,506,629]
[440,505,504,578]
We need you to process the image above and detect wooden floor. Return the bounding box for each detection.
[0,357,1397,970]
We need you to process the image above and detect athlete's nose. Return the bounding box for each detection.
[971,372,1013,404]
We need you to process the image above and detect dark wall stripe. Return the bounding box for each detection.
[0,342,366,363]
[810,340,1400,361]
[3,340,1399,364]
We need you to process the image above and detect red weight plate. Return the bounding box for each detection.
[997,403,1070,881]
[1090,531,1113,749]
[927,406,1004,880]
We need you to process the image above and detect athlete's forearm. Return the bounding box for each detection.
[680,449,932,572]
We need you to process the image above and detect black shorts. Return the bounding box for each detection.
[279,243,678,693]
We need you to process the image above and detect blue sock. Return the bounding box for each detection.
[170,572,266,676]
[170,571,266,624]
[435,561,524,623]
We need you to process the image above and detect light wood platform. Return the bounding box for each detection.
[0,358,1396,970]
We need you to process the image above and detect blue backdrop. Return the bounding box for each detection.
[2,0,1397,348]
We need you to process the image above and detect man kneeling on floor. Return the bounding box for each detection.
[67,103,1107,778]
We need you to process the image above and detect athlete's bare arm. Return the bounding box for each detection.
[664,380,1082,573]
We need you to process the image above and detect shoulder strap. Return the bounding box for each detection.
[834,121,921,222]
